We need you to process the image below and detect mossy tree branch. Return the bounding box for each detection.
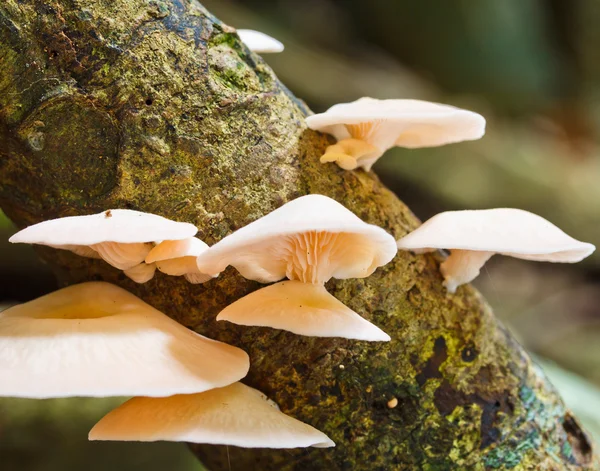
[0,1,597,469]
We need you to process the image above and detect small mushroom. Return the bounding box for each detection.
[145,238,216,284]
[0,282,249,398]
[123,262,157,284]
[306,97,486,171]
[237,29,284,53]
[396,208,595,293]
[196,194,396,340]
[89,382,334,449]
[9,209,197,282]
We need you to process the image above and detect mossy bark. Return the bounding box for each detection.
[0,1,597,470]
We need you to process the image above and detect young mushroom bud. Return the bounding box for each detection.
[89,382,334,449]
[9,209,198,283]
[145,238,217,284]
[237,29,284,53]
[396,208,595,293]
[0,282,249,398]
[306,97,486,171]
[196,194,397,341]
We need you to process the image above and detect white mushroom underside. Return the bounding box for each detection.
[91,242,153,270]
[217,280,390,341]
[233,231,382,284]
[89,382,334,448]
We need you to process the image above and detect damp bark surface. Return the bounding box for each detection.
[0,1,597,470]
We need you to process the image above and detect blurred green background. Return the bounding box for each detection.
[2,0,600,469]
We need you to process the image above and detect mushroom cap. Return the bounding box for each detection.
[217,280,390,341]
[0,282,249,398]
[145,238,209,264]
[397,209,595,262]
[89,382,334,448]
[146,238,216,282]
[237,29,284,53]
[305,97,485,149]
[195,194,397,283]
[9,209,198,246]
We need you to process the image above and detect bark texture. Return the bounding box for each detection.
[0,1,598,470]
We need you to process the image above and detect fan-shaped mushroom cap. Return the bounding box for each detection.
[397,208,595,292]
[9,209,198,270]
[217,280,390,341]
[0,282,249,398]
[237,29,284,53]
[89,382,334,448]
[306,98,485,170]
[123,263,157,284]
[146,238,216,284]
[196,194,397,284]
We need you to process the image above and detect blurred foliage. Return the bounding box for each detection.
[3,0,600,469]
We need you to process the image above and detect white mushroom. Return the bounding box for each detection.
[396,208,596,293]
[145,238,216,284]
[237,29,284,53]
[89,382,334,449]
[0,282,249,398]
[9,209,197,278]
[196,194,397,341]
[123,262,157,284]
[306,97,486,171]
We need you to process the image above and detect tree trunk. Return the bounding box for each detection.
[0,1,597,469]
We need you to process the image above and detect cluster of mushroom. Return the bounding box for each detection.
[2,194,403,448]
[0,279,334,448]
[304,97,594,290]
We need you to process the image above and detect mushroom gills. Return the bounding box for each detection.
[440,249,494,293]
[217,279,390,341]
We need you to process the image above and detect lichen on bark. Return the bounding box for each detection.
[0,1,598,470]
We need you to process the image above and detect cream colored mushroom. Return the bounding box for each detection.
[89,382,334,448]
[396,208,595,293]
[306,97,486,171]
[196,194,397,341]
[9,209,197,282]
[237,29,284,53]
[0,282,249,398]
[145,238,216,284]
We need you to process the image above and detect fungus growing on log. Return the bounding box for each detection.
[0,282,249,398]
[89,382,334,448]
[196,194,396,340]
[9,209,198,283]
[306,97,486,171]
[146,238,216,284]
[238,29,284,53]
[396,208,595,293]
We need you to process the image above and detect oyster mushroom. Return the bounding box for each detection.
[0,282,249,398]
[306,97,486,171]
[196,194,397,341]
[238,29,284,53]
[396,208,595,293]
[146,238,216,284]
[89,382,334,448]
[9,209,197,283]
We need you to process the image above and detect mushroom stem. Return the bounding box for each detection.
[440,249,494,293]
[320,138,381,171]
